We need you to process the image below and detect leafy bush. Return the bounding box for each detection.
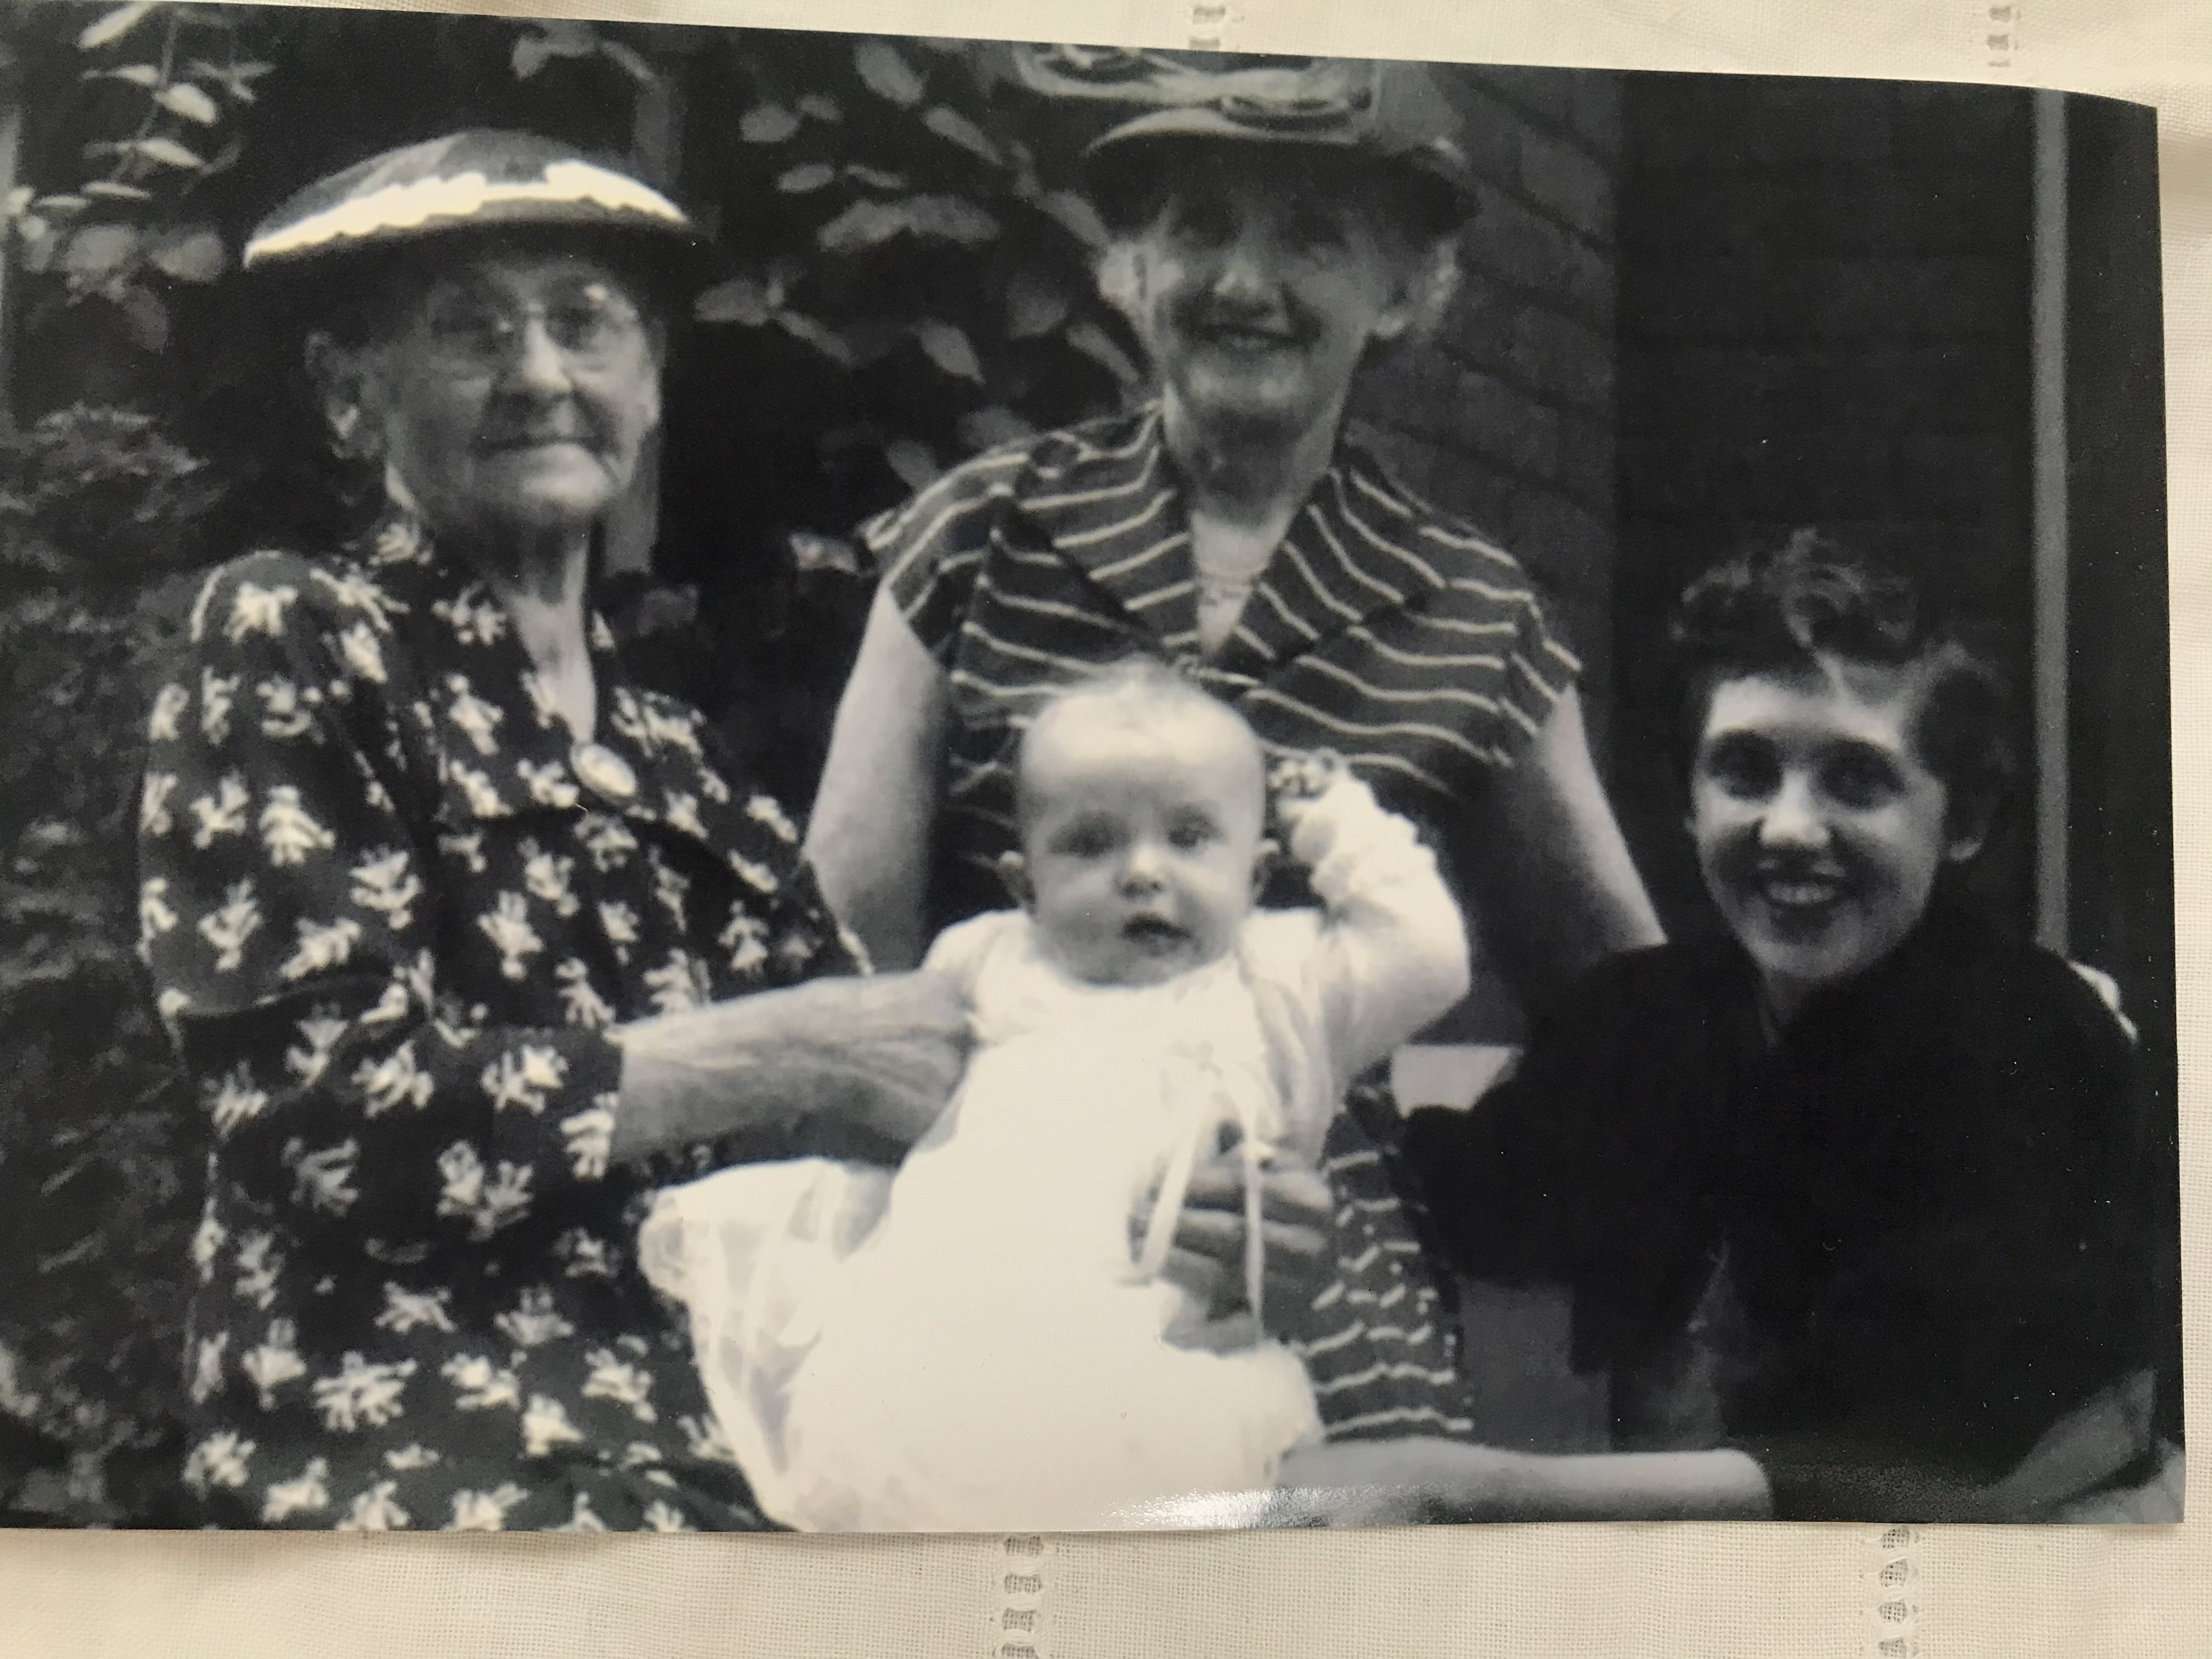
[602,27,1139,799]
[0,406,225,1525]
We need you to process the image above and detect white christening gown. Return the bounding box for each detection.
[640,775,1469,1532]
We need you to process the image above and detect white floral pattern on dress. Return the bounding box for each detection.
[191,1333,230,1404]
[494,1288,576,1351]
[445,676,505,757]
[642,948,709,1015]
[141,772,180,837]
[200,669,239,745]
[241,1321,309,1409]
[518,758,581,810]
[582,1348,656,1423]
[446,1483,528,1531]
[142,517,851,1531]
[480,1044,567,1115]
[554,959,615,1029]
[198,879,262,971]
[261,786,336,866]
[350,849,422,931]
[335,1480,409,1531]
[353,1041,436,1116]
[257,676,315,741]
[375,1284,456,1336]
[139,876,179,958]
[206,1064,270,1137]
[314,566,405,628]
[227,582,299,644]
[441,1354,522,1413]
[477,893,542,981]
[234,1233,282,1312]
[520,1394,584,1458]
[280,915,363,982]
[285,1010,350,1086]
[521,841,580,916]
[311,1352,417,1433]
[336,622,387,685]
[261,1456,330,1523]
[189,774,252,849]
[284,1137,361,1217]
[149,682,190,743]
[434,1141,533,1240]
[183,1430,255,1494]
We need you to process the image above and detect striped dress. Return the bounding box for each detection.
[865,404,1581,1442]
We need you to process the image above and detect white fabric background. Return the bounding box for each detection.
[7,1,2210,1652]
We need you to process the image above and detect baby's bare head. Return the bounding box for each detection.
[1007,661,1270,988]
[1015,660,1266,829]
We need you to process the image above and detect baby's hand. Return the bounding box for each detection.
[1268,749,1347,814]
[1268,751,1405,889]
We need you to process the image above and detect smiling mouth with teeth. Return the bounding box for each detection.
[1757,872,1850,912]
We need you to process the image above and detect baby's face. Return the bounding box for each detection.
[1015,699,1268,989]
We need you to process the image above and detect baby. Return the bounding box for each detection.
[643,661,1470,1531]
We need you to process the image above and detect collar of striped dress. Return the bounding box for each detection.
[998,404,1510,690]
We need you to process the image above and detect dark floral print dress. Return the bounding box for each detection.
[138,507,861,1532]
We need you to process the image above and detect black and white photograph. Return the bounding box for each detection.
[0,8,2182,1533]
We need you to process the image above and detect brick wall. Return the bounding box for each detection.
[1349,71,1622,1454]
[1611,76,2037,933]
[1351,66,1622,733]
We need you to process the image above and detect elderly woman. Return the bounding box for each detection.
[139,132,963,1532]
[804,59,1664,1441]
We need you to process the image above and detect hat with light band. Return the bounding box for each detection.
[241,130,707,276]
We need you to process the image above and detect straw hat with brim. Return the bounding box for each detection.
[241,130,712,324]
[1063,57,1478,237]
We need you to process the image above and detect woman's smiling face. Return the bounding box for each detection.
[342,244,663,546]
[1690,656,1979,1023]
[1109,160,1417,443]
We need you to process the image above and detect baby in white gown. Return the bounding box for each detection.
[641,662,1470,1531]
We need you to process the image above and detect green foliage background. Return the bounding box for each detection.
[0,3,1141,1521]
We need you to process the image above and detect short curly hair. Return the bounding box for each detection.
[1669,528,2017,843]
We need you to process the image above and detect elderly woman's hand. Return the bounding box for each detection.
[1152,1157,1334,1350]
[614,970,972,1166]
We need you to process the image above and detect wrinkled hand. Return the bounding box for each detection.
[1149,1156,1333,1350]
[616,969,971,1165]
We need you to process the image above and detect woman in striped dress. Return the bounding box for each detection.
[804,61,1665,1455]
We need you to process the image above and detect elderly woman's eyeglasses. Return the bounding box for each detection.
[415,280,647,374]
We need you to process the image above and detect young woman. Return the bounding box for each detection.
[1285,532,2169,1521]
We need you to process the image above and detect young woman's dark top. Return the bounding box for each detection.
[1403,901,2162,1517]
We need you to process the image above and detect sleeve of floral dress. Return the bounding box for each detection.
[139,553,626,1249]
